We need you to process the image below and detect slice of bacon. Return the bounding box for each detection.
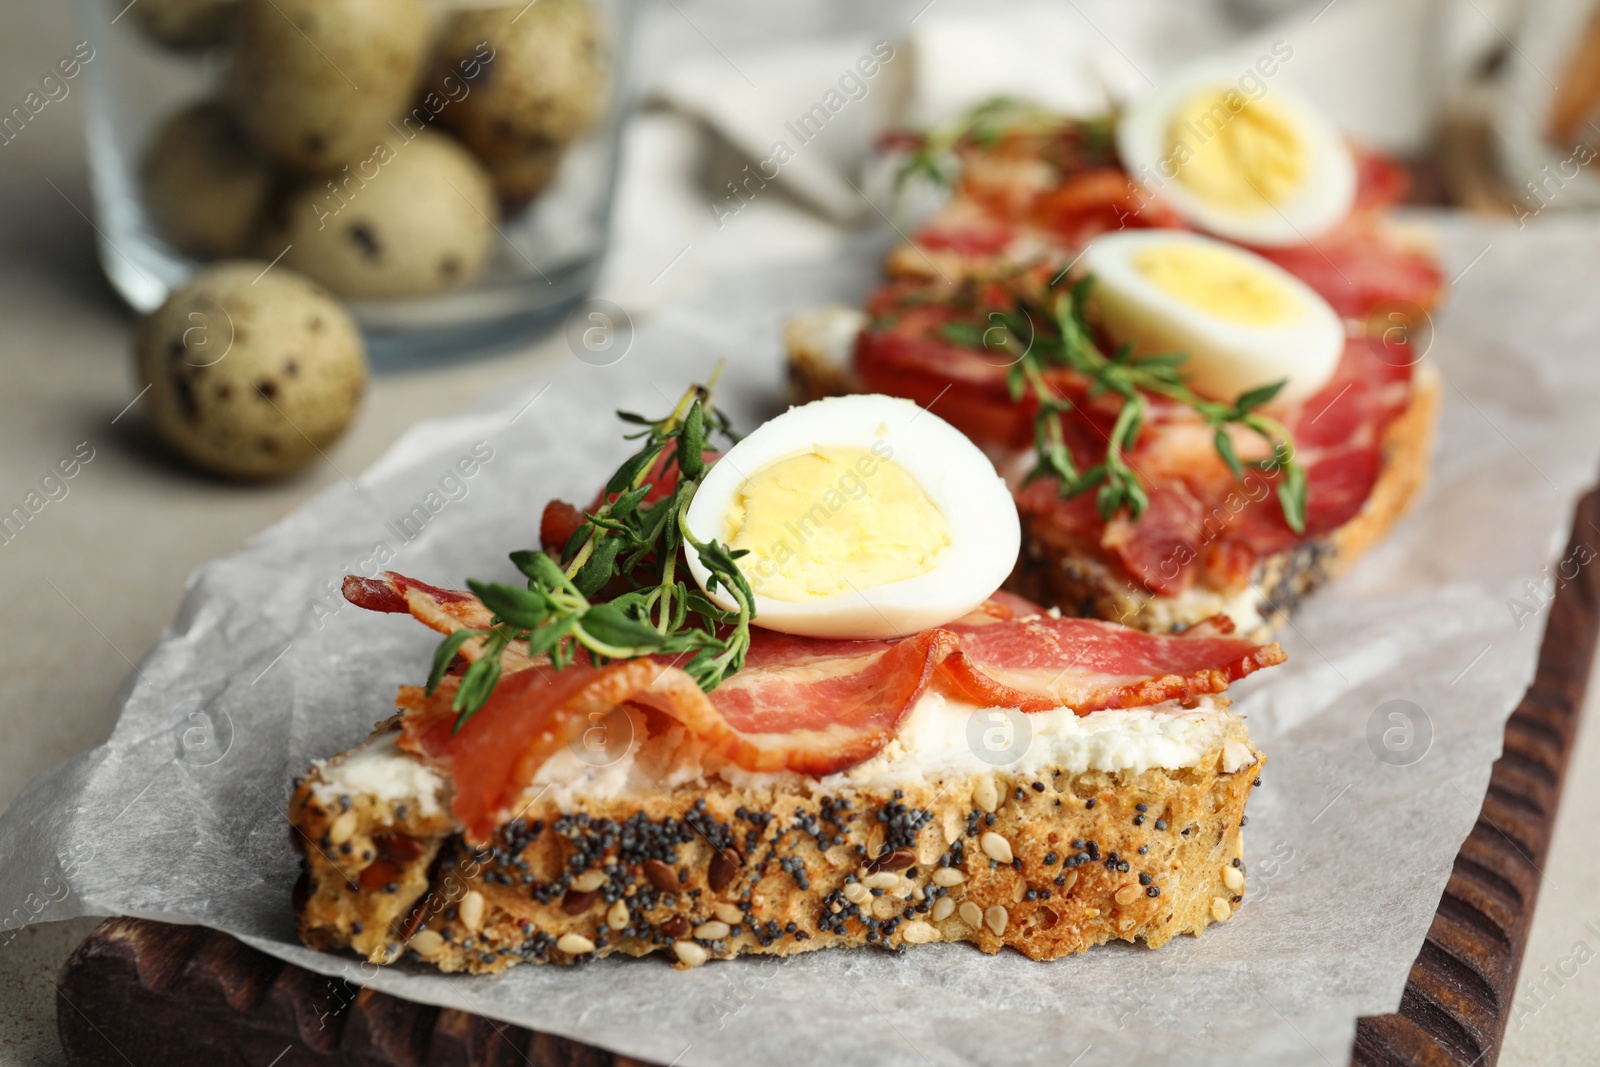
[854,279,1131,450]
[1023,168,1186,247]
[938,612,1284,713]
[954,588,1039,623]
[1352,145,1412,211]
[343,573,492,632]
[696,628,960,774]
[916,211,1018,258]
[343,573,535,671]
[395,629,958,843]
[398,661,669,844]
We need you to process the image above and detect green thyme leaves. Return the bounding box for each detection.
[432,382,756,732]
[995,275,1308,533]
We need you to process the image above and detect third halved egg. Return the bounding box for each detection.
[1117,61,1358,247]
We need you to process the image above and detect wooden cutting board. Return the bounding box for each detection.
[55,488,1600,1067]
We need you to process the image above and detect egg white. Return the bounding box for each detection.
[683,394,1020,640]
[1081,229,1345,405]
[1117,62,1357,247]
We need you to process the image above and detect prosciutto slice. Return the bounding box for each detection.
[354,574,1282,840]
[1013,332,1419,596]
[1250,220,1442,321]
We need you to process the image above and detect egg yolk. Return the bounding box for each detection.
[1167,90,1305,211]
[1133,244,1300,326]
[722,445,951,602]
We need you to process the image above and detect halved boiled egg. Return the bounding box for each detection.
[683,394,1020,640]
[1081,229,1344,404]
[1117,62,1357,246]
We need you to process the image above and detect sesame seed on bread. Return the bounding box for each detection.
[293,712,1262,971]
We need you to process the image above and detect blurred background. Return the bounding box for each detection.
[3,0,1600,1061]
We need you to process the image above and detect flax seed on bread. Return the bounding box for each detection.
[294,708,1262,972]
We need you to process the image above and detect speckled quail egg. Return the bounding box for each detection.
[141,101,271,260]
[259,129,498,300]
[431,0,608,165]
[227,0,433,172]
[136,261,367,480]
[123,0,239,51]
[484,141,568,210]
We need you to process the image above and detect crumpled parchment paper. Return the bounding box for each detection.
[4,215,1600,1066]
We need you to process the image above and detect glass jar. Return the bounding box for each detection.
[75,0,635,365]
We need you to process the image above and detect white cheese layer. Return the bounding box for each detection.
[311,730,447,818]
[1139,583,1269,638]
[834,691,1236,789]
[310,692,1247,817]
[787,305,866,372]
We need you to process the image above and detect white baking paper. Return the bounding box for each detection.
[4,215,1600,1066]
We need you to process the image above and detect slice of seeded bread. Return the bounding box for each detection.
[785,307,1440,640]
[293,714,1262,972]
[786,306,870,405]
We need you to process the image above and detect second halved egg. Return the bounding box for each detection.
[1080,229,1345,405]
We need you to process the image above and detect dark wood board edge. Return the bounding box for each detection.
[1352,485,1600,1067]
[56,490,1600,1067]
[56,916,657,1066]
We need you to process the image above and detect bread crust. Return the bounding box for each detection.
[786,309,1440,641]
[294,718,1261,972]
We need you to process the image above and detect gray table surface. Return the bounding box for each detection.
[2,2,1597,1064]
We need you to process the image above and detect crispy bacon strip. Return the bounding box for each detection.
[395,630,957,843]
[938,611,1284,713]
[358,573,1284,724]
[690,628,961,775]
[398,661,666,844]
[954,588,1040,623]
[343,573,489,630]
[342,573,535,671]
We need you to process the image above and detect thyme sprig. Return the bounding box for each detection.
[430,381,756,731]
[970,275,1308,533]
